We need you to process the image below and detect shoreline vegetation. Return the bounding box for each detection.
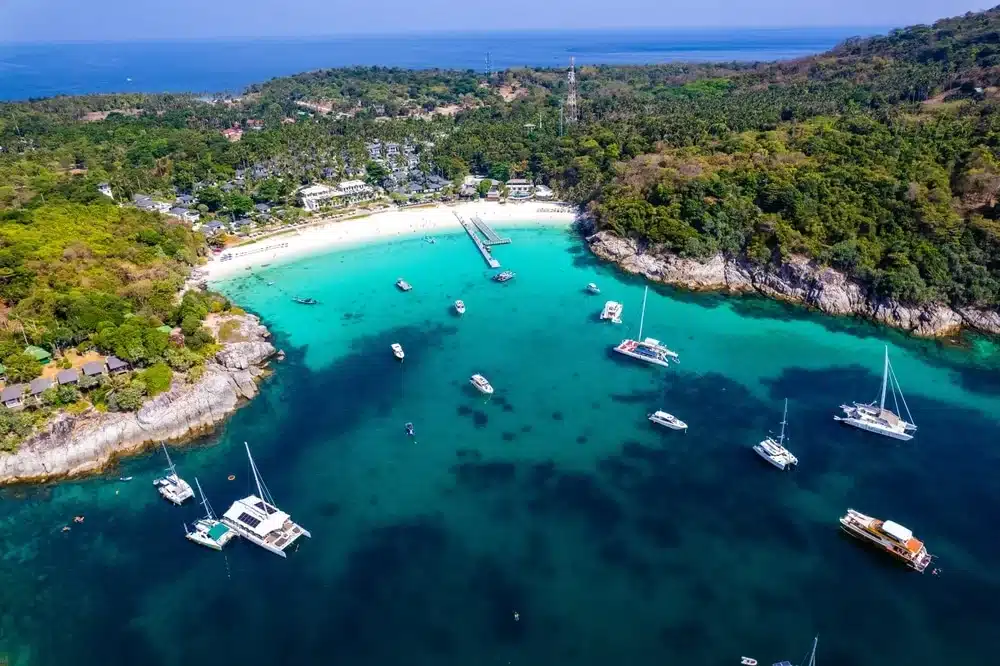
[3,6,1000,483]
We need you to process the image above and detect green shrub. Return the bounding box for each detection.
[139,363,173,396]
[2,353,42,383]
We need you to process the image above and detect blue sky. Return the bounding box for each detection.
[0,0,990,43]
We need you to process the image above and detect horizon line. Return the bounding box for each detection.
[0,25,893,47]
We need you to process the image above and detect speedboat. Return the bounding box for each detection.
[470,374,494,395]
[493,271,515,283]
[648,410,687,431]
[396,278,412,291]
[587,283,600,294]
[405,422,415,437]
[391,343,405,360]
[600,301,623,323]
[455,300,466,314]
[293,297,318,305]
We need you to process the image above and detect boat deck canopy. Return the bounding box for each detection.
[223,495,291,537]
[208,523,231,540]
[882,520,913,542]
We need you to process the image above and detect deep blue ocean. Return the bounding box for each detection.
[0,27,881,101]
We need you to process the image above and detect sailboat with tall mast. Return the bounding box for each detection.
[772,635,818,666]
[221,442,311,557]
[834,346,916,441]
[152,442,194,505]
[753,398,798,470]
[612,285,679,367]
[185,477,237,551]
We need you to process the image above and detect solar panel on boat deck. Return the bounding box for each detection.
[773,661,794,666]
[254,501,278,514]
[238,512,261,528]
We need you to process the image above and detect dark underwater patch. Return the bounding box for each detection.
[451,460,517,491]
[502,431,517,441]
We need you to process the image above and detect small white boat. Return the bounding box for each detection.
[648,410,687,431]
[185,478,237,551]
[396,278,412,291]
[119,476,133,482]
[470,373,494,395]
[391,343,405,360]
[600,300,623,324]
[152,442,194,505]
[740,658,757,666]
[455,300,466,314]
[753,398,798,470]
[587,282,600,294]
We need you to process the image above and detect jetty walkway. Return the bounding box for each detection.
[454,213,501,268]
[470,216,511,246]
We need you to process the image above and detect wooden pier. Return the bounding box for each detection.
[455,213,501,268]
[470,216,511,246]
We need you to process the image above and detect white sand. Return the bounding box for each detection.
[202,201,577,282]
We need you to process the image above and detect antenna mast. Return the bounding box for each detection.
[565,57,579,124]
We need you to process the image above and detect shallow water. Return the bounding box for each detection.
[2,226,998,666]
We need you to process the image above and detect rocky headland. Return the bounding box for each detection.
[587,231,1000,338]
[0,313,276,485]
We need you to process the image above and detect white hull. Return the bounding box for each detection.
[470,379,494,394]
[455,301,465,314]
[222,520,311,558]
[834,416,913,441]
[613,346,672,367]
[648,412,687,430]
[154,476,194,505]
[186,532,223,550]
[753,445,794,470]
[839,509,932,571]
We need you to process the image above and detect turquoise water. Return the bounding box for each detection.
[2,225,999,666]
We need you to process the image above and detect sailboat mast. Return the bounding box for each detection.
[161,442,176,476]
[195,477,213,519]
[879,346,889,411]
[245,441,267,502]
[638,286,648,340]
[779,398,788,445]
[807,635,818,666]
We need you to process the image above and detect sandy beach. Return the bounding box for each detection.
[202,201,577,281]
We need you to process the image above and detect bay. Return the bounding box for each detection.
[0,27,881,101]
[1,225,998,666]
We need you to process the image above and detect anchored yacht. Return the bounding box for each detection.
[835,346,916,440]
[600,301,623,324]
[470,374,494,395]
[185,478,237,551]
[587,283,600,294]
[612,286,679,367]
[493,270,515,283]
[839,508,933,571]
[153,442,194,505]
[753,398,798,470]
[391,343,405,360]
[396,278,412,291]
[648,410,687,431]
[455,300,466,315]
[221,442,311,558]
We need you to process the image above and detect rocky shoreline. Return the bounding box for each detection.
[586,231,1000,338]
[0,313,276,486]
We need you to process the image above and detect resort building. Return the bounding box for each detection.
[367,142,383,160]
[57,369,80,386]
[534,184,554,199]
[222,127,243,142]
[385,142,401,157]
[169,207,201,223]
[24,346,52,365]
[299,184,340,212]
[1,385,26,410]
[506,179,534,199]
[338,180,377,204]
[29,377,54,402]
[82,361,106,378]
[106,356,129,375]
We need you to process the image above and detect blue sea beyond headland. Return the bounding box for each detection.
[0,225,998,666]
[0,27,883,100]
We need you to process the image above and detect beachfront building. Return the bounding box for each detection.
[82,361,105,379]
[506,179,534,199]
[338,180,377,204]
[299,184,340,212]
[534,184,554,200]
[29,377,54,403]
[106,356,129,375]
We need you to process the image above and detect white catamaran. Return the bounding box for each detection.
[834,346,916,441]
[771,635,818,666]
[185,477,237,551]
[612,286,679,367]
[152,442,194,505]
[221,442,311,558]
[753,398,798,470]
